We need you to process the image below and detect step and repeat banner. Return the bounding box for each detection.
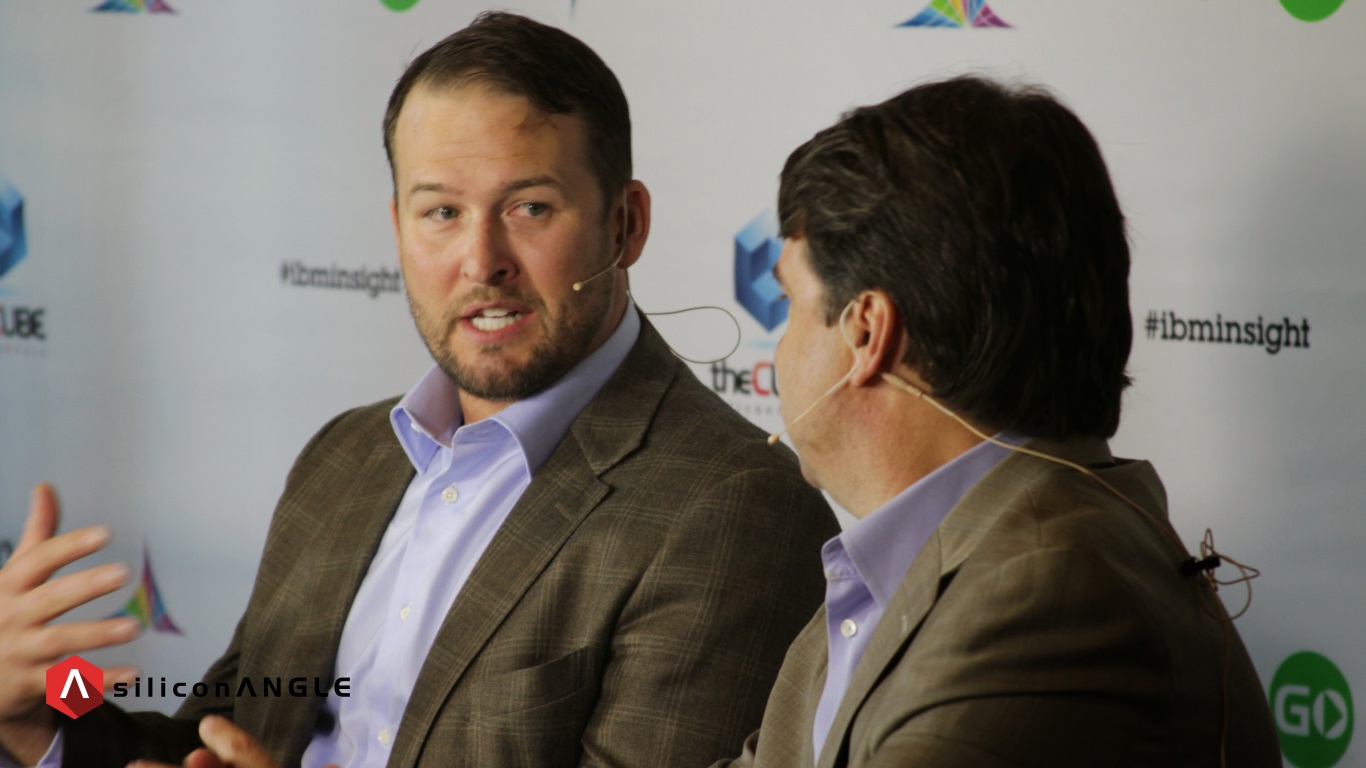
[2,1,1362,765]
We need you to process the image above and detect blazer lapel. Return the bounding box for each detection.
[814,540,943,768]
[269,431,415,765]
[388,317,677,768]
[813,439,1117,768]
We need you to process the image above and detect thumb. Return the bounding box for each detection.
[197,716,275,768]
[13,484,59,560]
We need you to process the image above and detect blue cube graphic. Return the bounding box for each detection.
[0,180,26,281]
[734,210,788,332]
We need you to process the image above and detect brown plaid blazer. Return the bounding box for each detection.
[68,319,838,767]
[716,439,1281,768]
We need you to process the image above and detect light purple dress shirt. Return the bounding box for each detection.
[810,434,1018,760]
[303,303,638,767]
[23,305,639,768]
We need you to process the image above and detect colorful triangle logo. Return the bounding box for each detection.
[900,0,1010,28]
[110,548,183,635]
[92,0,176,14]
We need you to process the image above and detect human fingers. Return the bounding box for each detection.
[181,747,229,768]
[15,562,131,628]
[1,525,113,595]
[196,716,277,768]
[127,758,209,768]
[7,616,141,667]
[12,485,59,561]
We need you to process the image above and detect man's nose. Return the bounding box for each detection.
[460,218,517,285]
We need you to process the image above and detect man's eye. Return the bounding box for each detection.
[425,206,457,220]
[519,202,549,217]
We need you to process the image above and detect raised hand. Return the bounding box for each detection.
[0,484,140,764]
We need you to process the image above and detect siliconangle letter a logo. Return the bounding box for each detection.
[1271,651,1354,768]
[46,656,105,719]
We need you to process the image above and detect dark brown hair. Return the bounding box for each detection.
[382,11,631,201]
[779,76,1132,439]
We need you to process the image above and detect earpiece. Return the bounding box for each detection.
[572,205,629,292]
[568,199,742,365]
[767,303,859,445]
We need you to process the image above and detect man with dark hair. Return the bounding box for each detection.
[0,12,836,768]
[717,76,1280,767]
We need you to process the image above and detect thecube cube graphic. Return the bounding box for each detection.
[0,179,26,281]
[46,656,104,719]
[734,210,789,332]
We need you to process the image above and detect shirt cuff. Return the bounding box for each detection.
[0,728,62,768]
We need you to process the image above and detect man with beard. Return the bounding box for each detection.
[0,13,836,768]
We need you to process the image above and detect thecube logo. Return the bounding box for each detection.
[379,0,420,10]
[900,0,1011,28]
[734,210,788,332]
[0,178,26,281]
[1281,0,1346,21]
[46,656,105,719]
[1271,651,1353,768]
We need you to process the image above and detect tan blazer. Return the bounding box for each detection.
[68,319,839,767]
[717,439,1281,768]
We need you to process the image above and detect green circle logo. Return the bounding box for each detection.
[1271,651,1354,768]
[380,0,420,11]
[1280,0,1347,21]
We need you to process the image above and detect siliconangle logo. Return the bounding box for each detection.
[0,178,46,355]
[44,656,350,719]
[900,0,1011,28]
[47,657,104,719]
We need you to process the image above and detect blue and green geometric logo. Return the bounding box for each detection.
[92,0,175,13]
[734,210,788,333]
[0,179,26,282]
[900,0,1010,28]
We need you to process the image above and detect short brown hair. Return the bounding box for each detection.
[382,11,632,201]
[779,76,1132,439]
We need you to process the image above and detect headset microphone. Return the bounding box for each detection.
[572,205,630,292]
[570,201,744,365]
[572,254,623,292]
[767,303,858,446]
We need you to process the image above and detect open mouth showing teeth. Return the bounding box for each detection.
[470,308,524,332]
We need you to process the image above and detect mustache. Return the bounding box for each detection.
[443,287,547,324]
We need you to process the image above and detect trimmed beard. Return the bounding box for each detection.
[407,277,615,403]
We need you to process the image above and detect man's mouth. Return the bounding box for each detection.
[468,307,525,332]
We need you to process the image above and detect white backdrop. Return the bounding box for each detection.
[2,1,1362,765]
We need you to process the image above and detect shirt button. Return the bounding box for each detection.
[378,727,392,745]
[441,485,459,504]
[399,604,411,621]
[840,619,858,638]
